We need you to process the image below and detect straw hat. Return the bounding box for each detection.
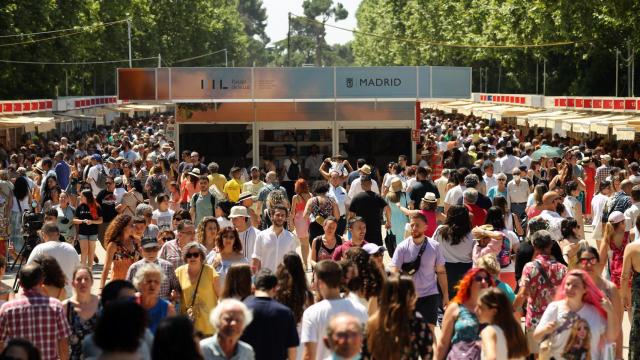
[228,206,250,218]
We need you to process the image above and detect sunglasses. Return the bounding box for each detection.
[473,275,491,283]
[185,252,200,259]
[579,257,598,265]
[498,179,506,182]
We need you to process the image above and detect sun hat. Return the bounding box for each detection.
[359,165,372,175]
[188,168,201,177]
[237,191,254,203]
[228,206,250,218]
[422,192,437,202]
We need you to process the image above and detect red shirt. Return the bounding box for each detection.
[331,240,368,261]
[465,203,487,227]
[0,290,72,360]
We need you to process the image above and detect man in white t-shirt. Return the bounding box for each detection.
[301,260,367,360]
[252,205,297,272]
[27,223,79,298]
[86,154,106,196]
[230,205,258,259]
[347,165,379,199]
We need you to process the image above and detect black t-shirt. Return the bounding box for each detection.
[96,190,117,222]
[241,296,299,360]
[409,180,440,206]
[349,190,388,246]
[75,203,103,235]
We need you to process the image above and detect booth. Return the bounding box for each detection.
[117,66,472,170]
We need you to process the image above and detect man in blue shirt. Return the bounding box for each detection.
[54,151,70,190]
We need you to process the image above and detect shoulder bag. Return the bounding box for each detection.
[401,240,427,275]
[186,266,204,323]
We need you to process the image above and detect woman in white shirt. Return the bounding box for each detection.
[476,288,528,360]
[591,180,612,239]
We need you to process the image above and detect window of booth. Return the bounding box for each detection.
[259,129,332,173]
[179,124,252,173]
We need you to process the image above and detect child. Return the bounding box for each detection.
[475,288,528,360]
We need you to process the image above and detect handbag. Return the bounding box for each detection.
[446,340,480,360]
[401,240,427,275]
[384,230,397,257]
[186,266,204,322]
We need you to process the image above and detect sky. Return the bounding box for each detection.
[262,0,361,45]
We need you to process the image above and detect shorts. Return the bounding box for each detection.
[415,294,439,325]
[78,234,98,241]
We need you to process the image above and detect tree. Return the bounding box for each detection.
[237,0,270,66]
[299,0,348,66]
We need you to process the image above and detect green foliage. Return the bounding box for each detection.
[0,0,249,99]
[353,0,640,96]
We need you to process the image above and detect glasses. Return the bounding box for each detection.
[498,179,506,182]
[473,275,491,283]
[579,257,598,265]
[185,252,200,259]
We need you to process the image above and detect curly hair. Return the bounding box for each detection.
[32,254,66,289]
[344,247,384,300]
[440,205,472,245]
[367,275,416,360]
[196,216,218,247]
[275,252,311,324]
[452,268,494,305]
[104,214,133,245]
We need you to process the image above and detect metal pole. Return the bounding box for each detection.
[287,13,291,66]
[543,59,547,95]
[158,53,161,68]
[615,49,619,97]
[225,49,228,67]
[628,41,632,96]
[498,65,502,93]
[633,47,635,97]
[127,19,132,68]
[484,68,488,93]
[479,68,482,93]
[65,70,68,96]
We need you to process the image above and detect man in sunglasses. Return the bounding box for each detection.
[126,237,180,302]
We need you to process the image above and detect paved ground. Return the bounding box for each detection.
[3,223,631,358]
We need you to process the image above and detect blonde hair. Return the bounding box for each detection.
[475,254,500,276]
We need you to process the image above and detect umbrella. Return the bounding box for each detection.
[531,145,564,160]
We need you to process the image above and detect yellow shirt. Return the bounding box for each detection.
[176,265,219,336]
[208,173,227,192]
[223,178,242,202]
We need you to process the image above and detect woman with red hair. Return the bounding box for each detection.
[436,267,494,360]
[534,270,618,360]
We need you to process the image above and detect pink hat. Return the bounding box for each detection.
[608,211,625,224]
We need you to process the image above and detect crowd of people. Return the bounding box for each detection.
[0,108,637,360]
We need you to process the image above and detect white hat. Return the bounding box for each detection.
[602,154,612,162]
[608,211,625,224]
[422,192,437,202]
[362,243,386,255]
[228,206,250,218]
[188,168,201,177]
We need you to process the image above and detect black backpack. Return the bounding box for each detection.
[287,160,300,180]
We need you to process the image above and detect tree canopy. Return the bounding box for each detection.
[353,0,640,96]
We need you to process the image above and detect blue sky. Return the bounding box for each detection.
[262,0,360,45]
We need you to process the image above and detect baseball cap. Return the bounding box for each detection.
[91,154,102,161]
[362,243,386,255]
[250,166,259,172]
[608,211,625,224]
[141,237,159,249]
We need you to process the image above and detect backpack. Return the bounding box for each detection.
[497,234,512,268]
[95,166,108,189]
[286,160,300,180]
[149,176,164,196]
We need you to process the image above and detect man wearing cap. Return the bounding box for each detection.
[87,154,106,196]
[242,167,265,218]
[348,176,391,247]
[346,159,366,189]
[595,154,612,191]
[347,165,379,199]
[241,269,299,360]
[507,167,530,220]
[126,237,180,301]
[26,223,79,298]
[236,192,260,228]
[53,151,70,191]
[230,206,259,259]
[223,167,243,203]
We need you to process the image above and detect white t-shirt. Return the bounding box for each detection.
[480,325,509,360]
[536,301,606,360]
[300,298,368,360]
[444,185,465,206]
[237,226,258,260]
[252,227,297,272]
[432,225,474,263]
[87,164,105,196]
[152,209,174,230]
[347,178,380,199]
[26,241,80,297]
